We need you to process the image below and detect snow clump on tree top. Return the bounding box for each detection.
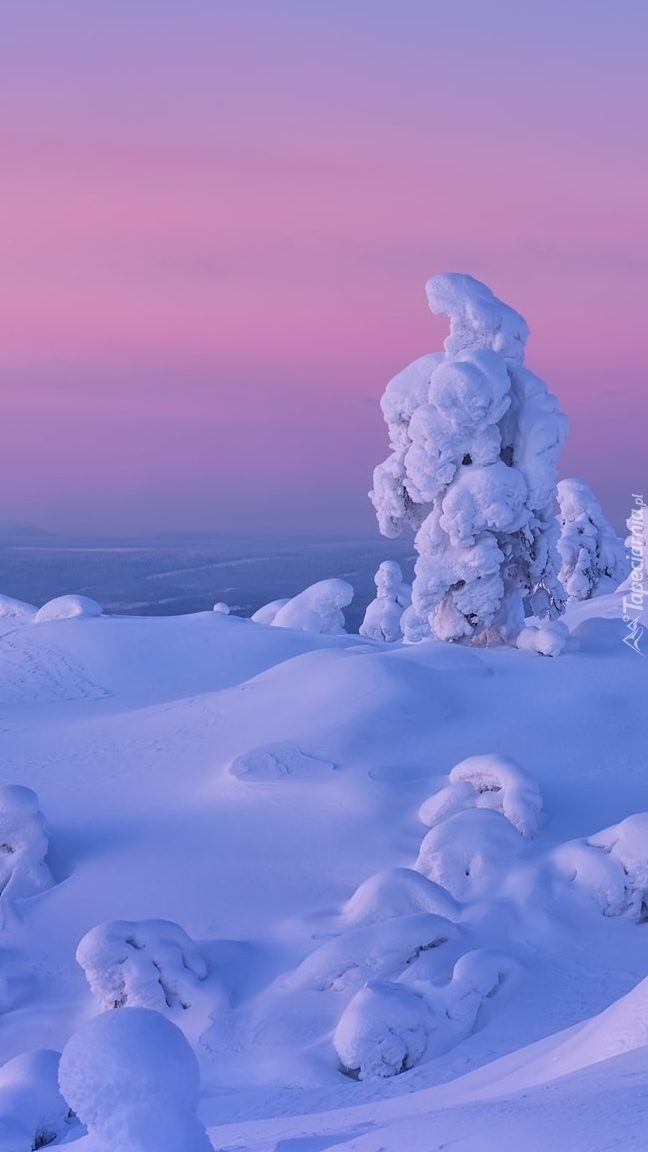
[270,578,353,634]
[556,478,629,599]
[370,273,568,645]
[359,561,411,642]
[58,1007,213,1152]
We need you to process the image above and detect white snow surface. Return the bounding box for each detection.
[0,586,646,1149]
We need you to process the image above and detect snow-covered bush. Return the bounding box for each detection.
[0,785,53,902]
[334,980,433,1079]
[516,619,570,657]
[556,479,629,599]
[419,754,544,838]
[416,808,527,899]
[76,919,208,1012]
[288,913,456,993]
[551,813,648,921]
[341,867,459,928]
[0,594,37,622]
[270,578,353,634]
[425,949,513,1056]
[0,1049,73,1152]
[359,561,411,642]
[58,1007,213,1152]
[34,594,102,622]
[370,273,568,645]
[250,598,290,624]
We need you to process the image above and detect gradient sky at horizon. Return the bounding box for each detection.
[1,0,646,535]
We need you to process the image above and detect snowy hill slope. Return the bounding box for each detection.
[0,591,646,1149]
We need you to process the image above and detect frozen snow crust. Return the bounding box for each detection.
[371,274,568,645]
[0,589,646,1149]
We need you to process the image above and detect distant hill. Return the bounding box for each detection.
[0,520,58,544]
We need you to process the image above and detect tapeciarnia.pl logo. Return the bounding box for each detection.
[623,494,645,656]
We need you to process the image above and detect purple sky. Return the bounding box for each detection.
[1,0,646,535]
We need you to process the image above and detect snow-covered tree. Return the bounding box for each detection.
[370,273,568,644]
[359,561,411,642]
[556,478,629,599]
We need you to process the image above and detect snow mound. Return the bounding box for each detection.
[288,913,456,993]
[556,479,629,600]
[76,919,208,1012]
[212,602,230,614]
[0,785,53,903]
[425,949,514,1057]
[250,598,290,624]
[551,814,648,920]
[360,561,411,642]
[34,594,102,622]
[0,1049,72,1152]
[230,742,335,781]
[517,619,570,656]
[0,594,37,622]
[334,980,433,1080]
[58,1007,212,1152]
[341,867,460,928]
[419,754,544,837]
[416,808,527,899]
[270,579,353,634]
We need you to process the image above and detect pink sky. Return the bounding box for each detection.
[1,0,646,534]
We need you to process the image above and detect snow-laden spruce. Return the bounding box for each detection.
[359,561,411,642]
[58,1008,213,1152]
[370,273,568,644]
[556,478,629,600]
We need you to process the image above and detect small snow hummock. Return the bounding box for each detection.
[34,594,102,622]
[334,980,433,1080]
[58,1008,213,1152]
[0,1049,73,1152]
[556,478,629,600]
[0,594,37,622]
[341,867,460,928]
[270,578,353,634]
[76,919,208,1012]
[0,785,53,903]
[250,598,291,624]
[517,619,570,657]
[212,602,230,614]
[370,273,568,645]
[359,561,411,642]
[419,754,544,837]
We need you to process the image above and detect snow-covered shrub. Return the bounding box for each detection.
[288,913,456,993]
[419,754,543,838]
[270,578,353,634]
[551,814,648,921]
[359,561,411,642]
[58,1007,213,1152]
[76,919,208,1012]
[370,273,568,645]
[0,594,37,622]
[0,785,53,902]
[415,808,527,899]
[556,479,629,599]
[334,980,433,1079]
[341,867,460,928]
[250,598,290,624]
[516,619,570,657]
[425,949,513,1057]
[34,594,102,622]
[0,1049,73,1152]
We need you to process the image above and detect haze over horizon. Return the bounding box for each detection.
[1,0,646,536]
